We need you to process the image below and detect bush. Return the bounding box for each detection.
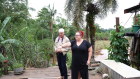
[0,53,6,62]
[13,63,23,68]
[66,51,72,69]
[108,26,130,65]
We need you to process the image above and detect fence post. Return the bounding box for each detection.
[116,17,120,32]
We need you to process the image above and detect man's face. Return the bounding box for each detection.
[59,32,64,38]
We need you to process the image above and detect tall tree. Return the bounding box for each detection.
[37,5,57,65]
[65,0,118,61]
[0,0,29,21]
[37,5,56,40]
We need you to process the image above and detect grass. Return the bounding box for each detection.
[95,40,110,55]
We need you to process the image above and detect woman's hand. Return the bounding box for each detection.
[87,60,90,66]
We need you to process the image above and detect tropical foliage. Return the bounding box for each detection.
[0,0,77,76]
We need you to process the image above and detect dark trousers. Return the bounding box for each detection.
[57,53,67,79]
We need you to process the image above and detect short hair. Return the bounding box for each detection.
[58,28,64,33]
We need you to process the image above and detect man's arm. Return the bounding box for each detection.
[61,37,71,48]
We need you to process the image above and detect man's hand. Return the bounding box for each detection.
[58,46,62,49]
[55,48,62,53]
[55,46,62,53]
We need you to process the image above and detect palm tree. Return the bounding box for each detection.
[47,5,57,41]
[37,5,57,65]
[65,0,118,60]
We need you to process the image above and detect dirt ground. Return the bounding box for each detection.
[0,66,102,79]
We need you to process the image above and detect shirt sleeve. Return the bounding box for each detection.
[86,41,92,49]
[65,37,70,43]
[61,37,70,52]
[70,40,75,47]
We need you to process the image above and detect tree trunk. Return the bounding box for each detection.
[50,20,56,65]
[50,20,53,40]
[86,25,89,41]
[86,12,96,62]
[73,20,80,31]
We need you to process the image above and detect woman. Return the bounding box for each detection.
[59,31,92,79]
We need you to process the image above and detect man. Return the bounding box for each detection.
[54,28,70,79]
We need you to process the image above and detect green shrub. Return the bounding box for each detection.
[13,63,23,68]
[108,26,130,65]
[0,53,5,62]
[66,51,72,69]
[0,53,8,62]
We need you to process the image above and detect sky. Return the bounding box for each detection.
[28,0,140,29]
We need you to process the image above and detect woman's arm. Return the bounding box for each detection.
[87,46,92,65]
[56,42,71,52]
[61,42,71,48]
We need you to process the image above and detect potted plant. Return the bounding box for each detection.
[133,14,140,32]
[13,62,24,75]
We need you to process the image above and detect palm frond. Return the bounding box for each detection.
[96,0,118,18]
[111,0,118,13]
[65,0,76,19]
[65,0,88,28]
[0,17,11,41]
[1,39,22,46]
[0,17,11,35]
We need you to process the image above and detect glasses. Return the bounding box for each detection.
[75,35,81,37]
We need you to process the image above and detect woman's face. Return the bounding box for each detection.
[75,32,82,40]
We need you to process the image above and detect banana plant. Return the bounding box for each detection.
[0,17,21,45]
[0,17,22,62]
[0,17,11,41]
[1,39,22,46]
